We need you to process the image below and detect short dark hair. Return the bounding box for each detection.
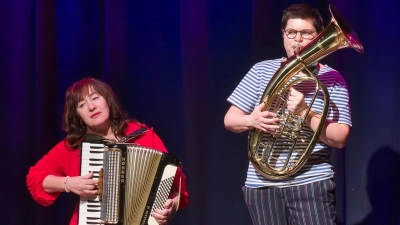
[62,78,128,148]
[281,4,324,33]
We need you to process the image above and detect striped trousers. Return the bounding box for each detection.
[243,179,336,225]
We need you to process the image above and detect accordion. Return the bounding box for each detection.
[78,141,179,225]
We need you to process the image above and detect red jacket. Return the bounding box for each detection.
[27,122,189,225]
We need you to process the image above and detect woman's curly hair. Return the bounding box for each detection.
[62,78,128,148]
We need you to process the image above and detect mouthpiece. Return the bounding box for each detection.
[293,44,302,55]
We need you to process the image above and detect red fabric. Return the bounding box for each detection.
[26,122,189,225]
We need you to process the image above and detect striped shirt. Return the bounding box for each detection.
[227,58,351,188]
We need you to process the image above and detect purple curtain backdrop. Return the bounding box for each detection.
[1,0,399,224]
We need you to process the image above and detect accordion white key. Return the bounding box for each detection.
[78,141,179,225]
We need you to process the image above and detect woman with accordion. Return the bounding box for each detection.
[27,78,189,225]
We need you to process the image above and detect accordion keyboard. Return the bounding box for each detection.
[78,142,105,224]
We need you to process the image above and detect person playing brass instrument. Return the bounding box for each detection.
[27,78,189,225]
[224,4,353,225]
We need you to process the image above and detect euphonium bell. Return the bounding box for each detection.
[248,4,364,180]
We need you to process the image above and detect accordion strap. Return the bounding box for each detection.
[84,126,148,144]
[119,126,148,143]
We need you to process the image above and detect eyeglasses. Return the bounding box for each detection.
[284,29,316,39]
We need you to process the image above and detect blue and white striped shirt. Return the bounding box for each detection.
[227,58,351,188]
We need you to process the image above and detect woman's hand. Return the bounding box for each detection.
[286,88,308,117]
[248,102,280,134]
[43,172,98,196]
[152,199,177,225]
[224,102,280,134]
[66,172,98,197]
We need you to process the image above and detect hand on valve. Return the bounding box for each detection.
[286,87,308,117]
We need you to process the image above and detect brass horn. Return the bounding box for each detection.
[248,4,364,180]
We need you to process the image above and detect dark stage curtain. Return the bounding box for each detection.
[1,0,399,224]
